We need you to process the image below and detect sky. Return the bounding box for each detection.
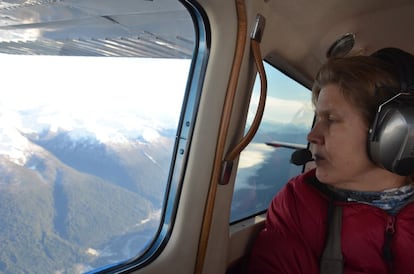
[247,62,313,126]
[0,54,189,115]
[0,54,191,141]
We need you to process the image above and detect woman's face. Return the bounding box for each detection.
[307,84,379,188]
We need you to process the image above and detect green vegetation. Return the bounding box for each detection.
[0,156,154,274]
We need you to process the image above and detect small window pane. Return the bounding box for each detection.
[230,63,314,222]
[0,1,196,273]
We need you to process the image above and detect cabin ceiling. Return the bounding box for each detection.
[264,0,414,84]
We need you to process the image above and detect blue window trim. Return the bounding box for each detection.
[87,0,210,273]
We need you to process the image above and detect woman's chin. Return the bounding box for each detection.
[315,167,333,184]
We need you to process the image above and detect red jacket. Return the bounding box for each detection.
[246,169,414,274]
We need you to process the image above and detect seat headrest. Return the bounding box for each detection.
[371,47,414,91]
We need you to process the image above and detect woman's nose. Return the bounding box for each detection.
[307,123,323,145]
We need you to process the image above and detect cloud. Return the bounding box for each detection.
[247,94,313,125]
[238,143,273,169]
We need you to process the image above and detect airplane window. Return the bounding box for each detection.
[0,0,202,273]
[230,63,314,223]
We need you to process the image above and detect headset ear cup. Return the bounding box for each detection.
[368,105,390,167]
[369,100,414,175]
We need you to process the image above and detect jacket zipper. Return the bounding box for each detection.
[383,215,395,274]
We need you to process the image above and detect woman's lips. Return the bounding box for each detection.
[314,154,325,163]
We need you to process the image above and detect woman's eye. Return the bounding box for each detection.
[315,114,337,126]
[327,115,335,122]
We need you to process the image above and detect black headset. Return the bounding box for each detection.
[369,48,414,175]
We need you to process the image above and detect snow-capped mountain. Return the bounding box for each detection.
[0,105,178,273]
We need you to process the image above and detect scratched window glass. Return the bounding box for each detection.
[231,62,314,222]
[0,1,195,273]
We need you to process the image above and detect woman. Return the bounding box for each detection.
[246,48,414,274]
